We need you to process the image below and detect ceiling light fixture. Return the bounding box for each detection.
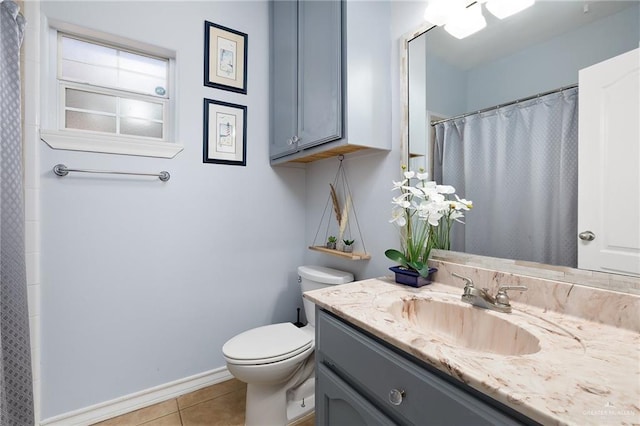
[485,0,536,20]
[424,0,466,27]
[444,3,487,39]
[424,0,536,40]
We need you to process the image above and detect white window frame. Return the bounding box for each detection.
[58,81,169,142]
[40,20,183,158]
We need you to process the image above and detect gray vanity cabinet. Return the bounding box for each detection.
[270,0,343,161]
[316,309,532,425]
[316,364,395,426]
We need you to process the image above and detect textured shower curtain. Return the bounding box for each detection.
[434,88,578,268]
[0,1,34,424]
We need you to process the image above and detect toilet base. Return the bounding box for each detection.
[245,382,287,426]
[286,394,315,425]
[244,376,315,426]
[286,376,315,424]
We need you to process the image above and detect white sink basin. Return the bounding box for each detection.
[388,296,541,356]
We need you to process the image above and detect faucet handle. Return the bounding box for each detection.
[495,286,528,307]
[452,273,474,287]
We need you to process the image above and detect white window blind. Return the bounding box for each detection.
[60,36,168,97]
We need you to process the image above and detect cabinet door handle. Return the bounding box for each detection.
[388,388,405,406]
[292,135,300,144]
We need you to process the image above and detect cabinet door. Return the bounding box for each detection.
[270,0,299,160]
[317,364,395,426]
[297,0,343,149]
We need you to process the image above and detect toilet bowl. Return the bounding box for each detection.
[222,265,354,426]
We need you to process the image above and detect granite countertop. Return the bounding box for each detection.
[304,276,640,426]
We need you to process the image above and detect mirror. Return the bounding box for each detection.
[402,1,639,292]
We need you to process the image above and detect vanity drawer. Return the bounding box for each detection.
[316,310,526,425]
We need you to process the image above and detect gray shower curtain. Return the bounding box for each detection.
[0,1,34,424]
[434,88,578,268]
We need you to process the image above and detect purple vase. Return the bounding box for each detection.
[389,266,438,288]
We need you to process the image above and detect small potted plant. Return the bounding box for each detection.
[343,239,355,253]
[385,168,472,287]
[326,236,337,250]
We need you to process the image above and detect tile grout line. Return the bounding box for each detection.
[98,380,247,425]
[176,383,246,411]
[177,402,184,426]
[135,398,181,426]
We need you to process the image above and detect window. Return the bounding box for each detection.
[41,28,182,158]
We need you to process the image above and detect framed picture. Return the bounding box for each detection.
[203,98,247,166]
[204,21,248,94]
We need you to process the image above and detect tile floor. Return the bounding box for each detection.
[92,379,315,426]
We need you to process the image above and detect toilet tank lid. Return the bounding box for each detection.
[298,265,354,284]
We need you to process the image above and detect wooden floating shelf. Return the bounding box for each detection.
[308,246,371,260]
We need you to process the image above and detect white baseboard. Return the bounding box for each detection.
[40,367,233,426]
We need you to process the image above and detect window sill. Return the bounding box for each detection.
[40,130,184,159]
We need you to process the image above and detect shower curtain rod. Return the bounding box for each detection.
[430,84,578,126]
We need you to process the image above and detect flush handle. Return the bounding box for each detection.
[388,388,405,406]
[579,231,596,241]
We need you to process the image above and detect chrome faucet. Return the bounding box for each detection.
[452,273,527,313]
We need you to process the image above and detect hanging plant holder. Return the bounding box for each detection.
[309,155,371,260]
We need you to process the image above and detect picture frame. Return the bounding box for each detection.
[204,21,248,94]
[203,98,247,166]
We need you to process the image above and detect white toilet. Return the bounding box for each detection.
[222,265,354,426]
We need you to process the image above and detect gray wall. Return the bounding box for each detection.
[425,49,467,117]
[303,150,398,281]
[40,0,631,420]
[466,3,640,111]
[38,1,307,418]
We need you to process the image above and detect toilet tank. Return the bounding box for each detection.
[298,265,354,327]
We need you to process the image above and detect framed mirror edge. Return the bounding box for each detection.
[398,20,640,294]
[399,21,435,172]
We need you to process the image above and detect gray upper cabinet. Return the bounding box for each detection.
[271,0,342,161]
[271,0,299,159]
[270,0,391,164]
[297,0,343,150]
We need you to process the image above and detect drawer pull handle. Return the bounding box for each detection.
[388,388,405,406]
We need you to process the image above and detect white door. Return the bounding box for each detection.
[578,48,640,276]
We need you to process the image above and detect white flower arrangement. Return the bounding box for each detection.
[385,168,473,277]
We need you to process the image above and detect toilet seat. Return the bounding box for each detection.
[223,323,313,366]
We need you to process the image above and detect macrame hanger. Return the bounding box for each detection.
[310,155,370,260]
